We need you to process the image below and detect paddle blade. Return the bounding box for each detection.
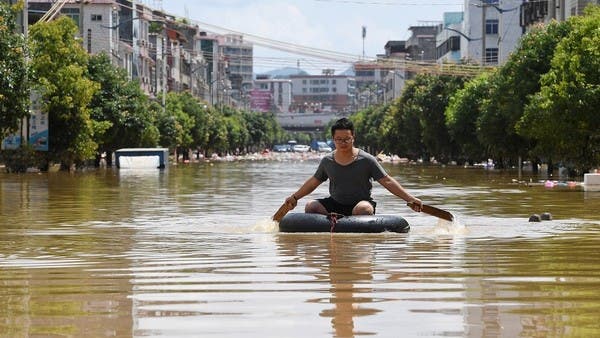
[272,203,291,222]
[408,202,454,222]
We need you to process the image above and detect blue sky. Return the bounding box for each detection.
[161,0,464,74]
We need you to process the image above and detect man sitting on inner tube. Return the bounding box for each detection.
[283,117,423,216]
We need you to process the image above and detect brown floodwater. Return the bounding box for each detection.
[1,159,599,337]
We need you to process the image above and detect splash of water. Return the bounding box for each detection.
[427,217,468,235]
[251,218,280,233]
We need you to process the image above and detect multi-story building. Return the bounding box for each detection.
[461,0,523,65]
[406,23,440,63]
[29,0,121,62]
[251,77,292,114]
[436,12,464,64]
[197,32,220,104]
[218,34,253,103]
[131,2,153,94]
[353,40,409,106]
[148,10,169,100]
[520,0,599,29]
[267,72,355,130]
[28,0,218,103]
[289,72,355,115]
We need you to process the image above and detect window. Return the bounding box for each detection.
[356,70,374,77]
[436,36,460,57]
[449,36,460,51]
[61,8,80,27]
[486,19,498,34]
[91,14,102,21]
[485,48,498,64]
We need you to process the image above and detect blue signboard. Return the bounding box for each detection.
[1,92,48,151]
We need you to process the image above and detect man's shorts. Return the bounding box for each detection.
[317,197,377,216]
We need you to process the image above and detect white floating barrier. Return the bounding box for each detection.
[115,148,169,169]
[583,173,600,192]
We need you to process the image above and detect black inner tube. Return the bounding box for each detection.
[279,213,410,233]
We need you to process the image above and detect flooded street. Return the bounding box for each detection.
[1,159,600,337]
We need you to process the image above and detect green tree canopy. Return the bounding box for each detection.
[0,1,29,139]
[29,16,99,167]
[351,104,387,154]
[445,72,491,164]
[479,20,573,167]
[383,74,463,162]
[519,6,600,172]
[381,81,425,160]
[158,92,195,150]
[88,52,159,155]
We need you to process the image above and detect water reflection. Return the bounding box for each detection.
[2,161,600,337]
[0,239,135,337]
[276,234,382,336]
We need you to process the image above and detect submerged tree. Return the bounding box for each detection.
[29,16,99,168]
[483,20,572,168]
[445,72,491,164]
[383,74,463,162]
[382,81,425,160]
[88,52,159,163]
[0,1,29,140]
[519,6,600,172]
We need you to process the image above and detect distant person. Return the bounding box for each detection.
[283,118,422,216]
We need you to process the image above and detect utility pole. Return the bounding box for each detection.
[481,4,486,65]
[162,37,167,114]
[361,26,366,60]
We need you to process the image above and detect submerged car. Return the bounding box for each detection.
[315,141,332,152]
[292,144,310,152]
[273,144,290,152]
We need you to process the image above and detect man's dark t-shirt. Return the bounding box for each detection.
[313,149,387,206]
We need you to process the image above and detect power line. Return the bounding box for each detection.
[61,1,491,77]
[313,0,462,5]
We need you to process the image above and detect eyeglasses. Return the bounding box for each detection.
[333,137,353,144]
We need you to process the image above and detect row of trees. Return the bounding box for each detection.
[350,6,600,173]
[1,5,292,171]
[2,3,599,173]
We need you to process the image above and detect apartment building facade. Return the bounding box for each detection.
[251,78,293,114]
[289,73,356,115]
[520,0,600,28]
[218,34,253,104]
[27,0,228,105]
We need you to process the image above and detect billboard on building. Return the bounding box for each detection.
[250,89,272,112]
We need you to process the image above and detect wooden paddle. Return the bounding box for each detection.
[408,202,454,222]
[272,202,292,222]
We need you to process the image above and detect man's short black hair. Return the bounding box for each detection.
[331,118,354,135]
